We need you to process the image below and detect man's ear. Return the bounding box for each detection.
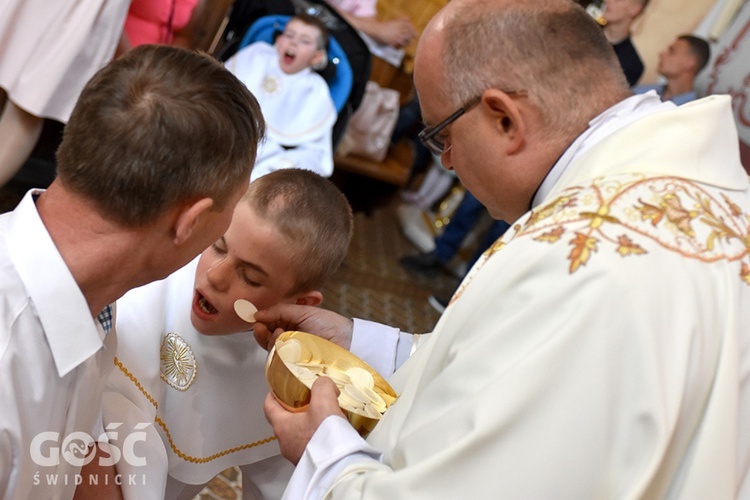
[294,290,323,307]
[685,57,698,75]
[482,89,526,155]
[172,197,215,245]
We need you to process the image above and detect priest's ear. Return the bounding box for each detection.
[482,88,528,155]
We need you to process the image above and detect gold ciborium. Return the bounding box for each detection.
[265,331,398,437]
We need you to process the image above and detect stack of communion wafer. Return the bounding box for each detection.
[265,331,398,435]
[276,337,391,419]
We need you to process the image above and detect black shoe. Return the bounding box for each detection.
[399,252,443,278]
[428,294,450,314]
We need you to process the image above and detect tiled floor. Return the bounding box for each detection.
[1,171,461,498]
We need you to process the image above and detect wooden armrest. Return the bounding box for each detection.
[334,140,413,186]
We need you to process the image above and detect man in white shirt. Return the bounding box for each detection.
[0,44,264,499]
[254,0,750,498]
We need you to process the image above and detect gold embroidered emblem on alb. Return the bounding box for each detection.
[261,74,280,95]
[160,332,197,391]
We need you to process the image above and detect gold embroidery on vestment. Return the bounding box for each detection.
[528,176,749,274]
[452,175,750,303]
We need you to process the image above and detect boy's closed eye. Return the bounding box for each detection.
[208,238,266,288]
[240,270,262,288]
[236,257,270,288]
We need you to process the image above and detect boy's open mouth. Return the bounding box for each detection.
[196,291,218,315]
[283,50,295,65]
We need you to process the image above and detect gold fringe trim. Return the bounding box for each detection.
[113,356,277,464]
[155,416,277,464]
[114,356,159,410]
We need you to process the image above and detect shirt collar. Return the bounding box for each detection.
[532,92,674,208]
[6,190,106,377]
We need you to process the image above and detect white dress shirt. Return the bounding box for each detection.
[0,191,115,499]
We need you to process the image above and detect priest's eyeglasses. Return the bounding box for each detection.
[418,90,527,156]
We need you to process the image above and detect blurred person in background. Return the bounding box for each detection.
[0,0,130,188]
[325,0,416,49]
[601,0,649,85]
[634,34,711,105]
[116,0,203,54]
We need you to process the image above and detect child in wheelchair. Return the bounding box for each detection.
[226,13,337,182]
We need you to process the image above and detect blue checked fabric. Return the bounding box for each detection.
[96,304,114,336]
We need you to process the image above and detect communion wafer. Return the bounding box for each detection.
[233,299,258,323]
[345,367,373,388]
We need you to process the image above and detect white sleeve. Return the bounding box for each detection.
[349,318,428,377]
[282,416,386,500]
[102,391,168,500]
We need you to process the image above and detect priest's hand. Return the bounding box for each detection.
[265,376,346,464]
[253,304,354,351]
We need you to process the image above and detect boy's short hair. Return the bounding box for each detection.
[678,34,711,74]
[244,169,353,294]
[290,12,329,50]
[56,45,265,228]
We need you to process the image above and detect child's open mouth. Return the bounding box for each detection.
[193,291,218,318]
[283,50,295,65]
[198,295,217,314]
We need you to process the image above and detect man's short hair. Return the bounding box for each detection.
[56,45,265,227]
[442,0,629,142]
[244,169,353,294]
[678,34,711,74]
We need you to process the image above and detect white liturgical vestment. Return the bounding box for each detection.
[103,259,285,498]
[0,191,116,499]
[285,95,750,499]
[225,41,337,182]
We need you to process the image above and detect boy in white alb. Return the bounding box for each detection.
[226,14,337,182]
[102,169,353,499]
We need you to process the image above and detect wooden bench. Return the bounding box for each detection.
[334,139,413,186]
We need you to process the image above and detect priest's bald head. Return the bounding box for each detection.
[414,0,631,223]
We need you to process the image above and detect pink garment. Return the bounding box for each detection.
[124,0,200,47]
[326,0,377,18]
